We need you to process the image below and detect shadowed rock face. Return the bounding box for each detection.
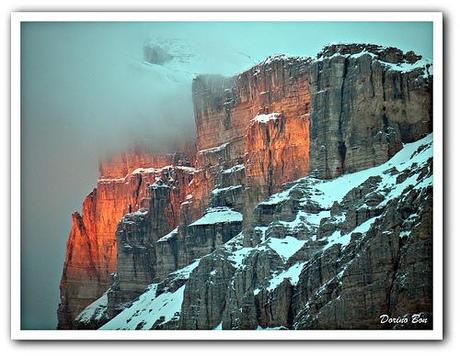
[307,49,432,179]
[59,44,433,330]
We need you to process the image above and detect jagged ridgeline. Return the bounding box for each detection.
[58,44,433,330]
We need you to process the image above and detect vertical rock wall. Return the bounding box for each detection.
[308,45,432,178]
[192,56,312,221]
[108,166,195,317]
[57,152,192,329]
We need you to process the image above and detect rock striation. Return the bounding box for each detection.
[308,44,432,178]
[59,44,434,331]
[57,150,193,329]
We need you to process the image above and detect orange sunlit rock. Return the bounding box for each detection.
[58,56,313,329]
[244,113,310,201]
[57,152,193,329]
[191,56,312,221]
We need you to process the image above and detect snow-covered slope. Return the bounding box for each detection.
[95,133,432,330]
[100,260,200,330]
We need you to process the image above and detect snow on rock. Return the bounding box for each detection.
[211,185,243,196]
[256,325,288,330]
[121,208,149,224]
[190,207,243,226]
[100,284,185,330]
[131,167,160,175]
[176,166,197,173]
[99,133,432,331]
[100,258,201,330]
[267,262,306,291]
[222,164,245,174]
[75,291,108,324]
[316,134,432,251]
[278,210,330,233]
[222,232,260,270]
[124,208,149,218]
[198,142,229,154]
[381,57,432,77]
[251,113,281,124]
[321,216,379,250]
[267,236,306,262]
[260,185,296,206]
[228,247,254,269]
[263,133,433,210]
[170,259,200,280]
[259,54,308,66]
[157,227,178,243]
[314,46,432,78]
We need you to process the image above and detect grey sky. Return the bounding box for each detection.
[20,21,433,329]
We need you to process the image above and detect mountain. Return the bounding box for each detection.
[58,43,433,330]
[57,150,194,329]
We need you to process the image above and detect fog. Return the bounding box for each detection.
[20,21,432,329]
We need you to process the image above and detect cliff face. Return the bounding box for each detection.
[60,44,433,331]
[193,55,311,200]
[178,134,433,330]
[57,151,192,329]
[101,56,315,316]
[244,113,310,220]
[107,166,195,318]
[308,44,432,179]
[100,133,433,331]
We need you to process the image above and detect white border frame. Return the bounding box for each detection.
[10,11,443,340]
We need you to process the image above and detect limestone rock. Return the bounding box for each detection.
[60,44,433,331]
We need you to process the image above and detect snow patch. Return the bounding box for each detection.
[198,142,229,154]
[131,167,159,175]
[267,262,306,291]
[228,247,254,269]
[157,227,178,243]
[382,57,432,77]
[306,134,432,209]
[322,216,378,250]
[190,207,242,226]
[171,259,200,280]
[252,113,281,124]
[267,236,306,262]
[222,164,245,174]
[256,325,287,330]
[76,291,108,323]
[211,185,242,196]
[278,210,330,231]
[100,285,185,330]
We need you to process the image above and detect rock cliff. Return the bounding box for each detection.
[308,44,432,178]
[101,133,432,330]
[59,44,433,331]
[57,150,192,329]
